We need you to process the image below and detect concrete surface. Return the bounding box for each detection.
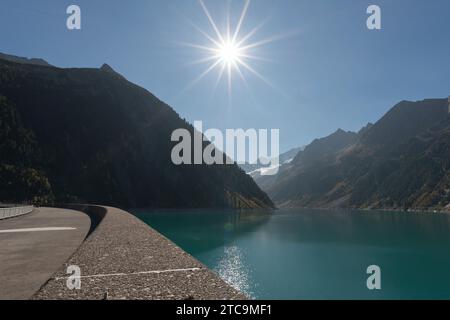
[34,206,247,300]
[0,208,90,300]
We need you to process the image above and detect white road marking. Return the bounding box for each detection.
[54,267,202,280]
[0,227,77,234]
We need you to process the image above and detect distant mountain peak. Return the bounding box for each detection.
[330,128,356,138]
[358,122,374,135]
[100,63,125,80]
[334,128,352,136]
[100,63,114,72]
[0,52,52,67]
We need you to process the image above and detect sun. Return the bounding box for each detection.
[181,0,282,97]
[218,40,241,67]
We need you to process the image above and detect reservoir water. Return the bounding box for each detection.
[132,209,450,299]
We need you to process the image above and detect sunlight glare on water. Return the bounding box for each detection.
[216,246,254,298]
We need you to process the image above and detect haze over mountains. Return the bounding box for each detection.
[0,53,273,209]
[255,99,450,210]
[239,147,303,177]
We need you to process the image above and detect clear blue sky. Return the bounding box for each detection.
[1,0,449,152]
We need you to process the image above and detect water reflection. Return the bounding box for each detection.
[216,246,255,299]
[133,208,273,255]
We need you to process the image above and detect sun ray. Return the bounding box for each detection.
[226,1,231,42]
[232,0,251,43]
[233,61,250,89]
[184,18,222,48]
[213,62,227,95]
[239,29,301,51]
[237,57,289,99]
[227,62,232,98]
[177,41,219,53]
[235,18,269,47]
[238,53,274,63]
[236,57,274,88]
[199,0,225,44]
[182,58,222,93]
[186,55,221,67]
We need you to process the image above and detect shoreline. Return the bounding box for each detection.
[273,205,450,214]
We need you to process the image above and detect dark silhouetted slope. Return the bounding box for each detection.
[0,96,52,204]
[0,57,273,209]
[292,129,357,166]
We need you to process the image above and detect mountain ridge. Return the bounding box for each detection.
[255,98,450,211]
[0,52,53,67]
[0,55,273,209]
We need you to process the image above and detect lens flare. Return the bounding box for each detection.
[181,0,292,97]
[218,40,241,66]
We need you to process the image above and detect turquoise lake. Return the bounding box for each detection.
[132,209,450,299]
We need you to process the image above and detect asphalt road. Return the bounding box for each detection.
[0,207,90,300]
